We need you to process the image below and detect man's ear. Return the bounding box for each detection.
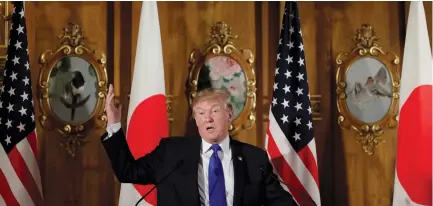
[228,110,233,122]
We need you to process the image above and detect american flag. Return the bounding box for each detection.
[0,2,44,205]
[265,2,320,206]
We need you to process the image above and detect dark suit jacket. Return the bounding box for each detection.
[101,129,297,206]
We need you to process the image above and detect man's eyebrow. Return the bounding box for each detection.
[211,104,222,109]
[193,108,204,112]
[194,103,223,110]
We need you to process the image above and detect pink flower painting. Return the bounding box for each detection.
[208,56,242,80]
[201,56,247,118]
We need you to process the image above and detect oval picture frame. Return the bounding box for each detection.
[38,23,108,156]
[187,22,256,135]
[336,24,400,155]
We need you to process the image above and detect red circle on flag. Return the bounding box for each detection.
[126,94,169,205]
[396,85,432,205]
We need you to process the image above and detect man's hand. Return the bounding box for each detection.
[105,84,122,126]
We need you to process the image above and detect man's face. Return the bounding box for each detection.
[193,97,233,143]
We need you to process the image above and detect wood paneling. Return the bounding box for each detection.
[329,2,404,206]
[25,1,115,206]
[7,1,429,205]
[154,1,260,146]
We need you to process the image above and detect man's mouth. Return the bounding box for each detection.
[206,126,215,131]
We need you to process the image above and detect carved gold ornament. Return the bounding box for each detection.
[38,23,108,157]
[0,2,11,21]
[0,1,11,91]
[336,24,400,155]
[188,21,256,135]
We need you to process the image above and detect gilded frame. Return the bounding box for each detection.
[188,22,256,135]
[0,1,11,92]
[0,56,6,93]
[38,23,108,157]
[336,24,400,155]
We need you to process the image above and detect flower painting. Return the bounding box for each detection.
[198,56,247,118]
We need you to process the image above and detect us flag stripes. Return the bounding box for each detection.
[265,1,320,205]
[0,2,44,206]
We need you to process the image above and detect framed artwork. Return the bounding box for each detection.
[38,23,108,157]
[188,22,256,135]
[47,56,99,124]
[336,24,400,155]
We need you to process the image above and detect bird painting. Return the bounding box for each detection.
[60,70,91,121]
[347,66,393,109]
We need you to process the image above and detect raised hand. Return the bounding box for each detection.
[105,84,122,126]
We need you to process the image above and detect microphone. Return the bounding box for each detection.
[260,167,317,206]
[135,160,184,206]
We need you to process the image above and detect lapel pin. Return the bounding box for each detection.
[238,156,243,161]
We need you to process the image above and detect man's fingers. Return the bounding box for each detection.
[108,84,114,99]
[106,84,123,112]
[107,90,115,104]
[105,93,112,107]
[108,84,113,95]
[104,99,109,111]
[105,92,110,103]
[105,84,115,110]
[107,94,113,106]
[108,87,113,99]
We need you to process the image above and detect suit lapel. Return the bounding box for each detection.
[175,137,201,206]
[231,139,245,206]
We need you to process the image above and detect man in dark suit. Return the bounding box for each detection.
[101,84,297,206]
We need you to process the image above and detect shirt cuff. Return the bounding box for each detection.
[104,122,121,140]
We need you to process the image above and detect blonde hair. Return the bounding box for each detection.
[192,88,233,111]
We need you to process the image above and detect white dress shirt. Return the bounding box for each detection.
[105,122,121,140]
[105,124,235,205]
[198,136,234,206]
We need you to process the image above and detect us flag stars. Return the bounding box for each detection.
[265,2,320,205]
[0,2,35,153]
[270,4,314,147]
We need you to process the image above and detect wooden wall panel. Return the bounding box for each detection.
[25,2,115,206]
[326,2,404,206]
[136,1,259,145]
[6,1,428,206]
[298,2,336,205]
